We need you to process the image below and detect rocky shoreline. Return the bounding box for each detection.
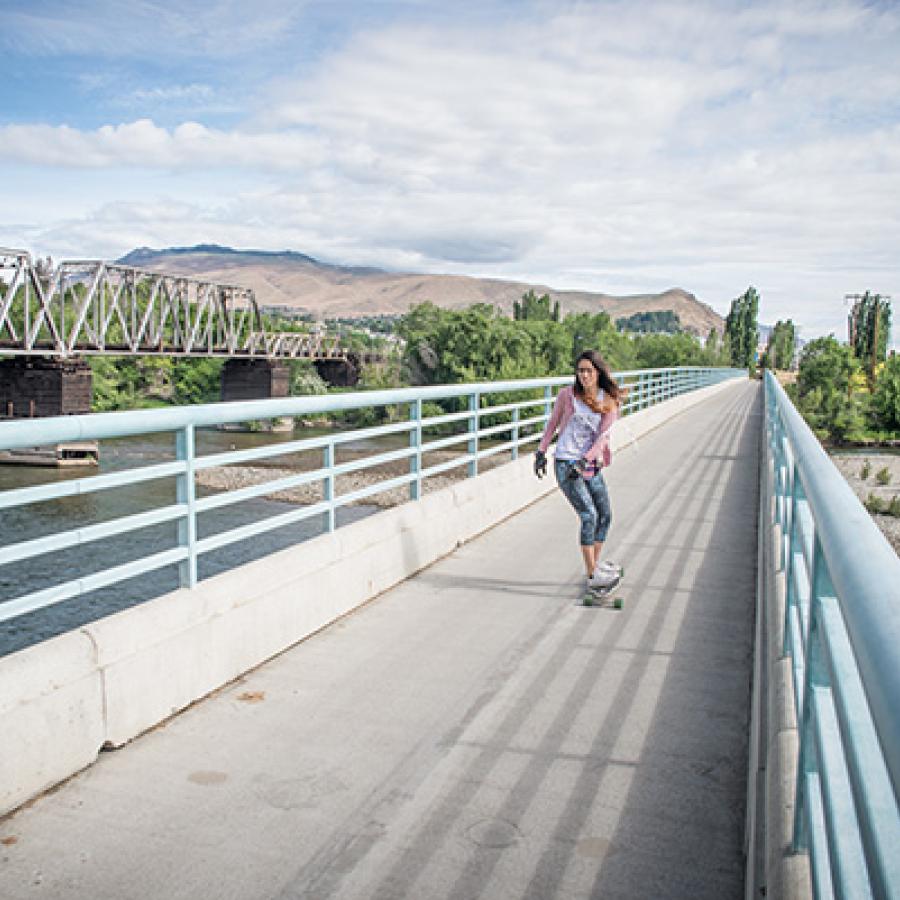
[195,451,511,510]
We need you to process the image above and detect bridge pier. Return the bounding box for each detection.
[0,357,92,419]
[220,359,290,402]
[313,354,360,387]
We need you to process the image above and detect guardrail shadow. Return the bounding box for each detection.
[291,382,761,900]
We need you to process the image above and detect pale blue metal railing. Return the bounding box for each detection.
[764,371,900,899]
[0,367,742,627]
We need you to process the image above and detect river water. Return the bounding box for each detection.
[0,429,380,657]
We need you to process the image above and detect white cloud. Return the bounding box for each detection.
[128,84,215,105]
[2,0,899,342]
[0,120,325,170]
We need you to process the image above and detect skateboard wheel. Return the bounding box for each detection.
[583,596,594,607]
[613,598,624,609]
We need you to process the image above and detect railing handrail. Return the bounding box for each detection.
[1,367,745,631]
[764,371,900,898]
[0,368,743,452]
[767,372,900,789]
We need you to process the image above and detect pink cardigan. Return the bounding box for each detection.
[538,385,618,468]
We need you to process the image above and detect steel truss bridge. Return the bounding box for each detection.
[0,248,346,360]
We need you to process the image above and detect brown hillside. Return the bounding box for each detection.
[119,246,724,337]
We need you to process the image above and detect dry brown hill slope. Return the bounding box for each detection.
[119,245,724,336]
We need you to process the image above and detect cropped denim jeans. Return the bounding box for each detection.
[554,459,612,546]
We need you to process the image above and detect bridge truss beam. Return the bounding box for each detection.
[0,249,341,360]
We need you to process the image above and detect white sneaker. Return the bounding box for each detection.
[588,567,620,590]
[597,560,623,576]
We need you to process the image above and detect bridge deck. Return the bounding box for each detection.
[0,381,761,900]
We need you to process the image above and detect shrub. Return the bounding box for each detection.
[873,355,900,429]
[876,466,892,485]
[860,460,872,480]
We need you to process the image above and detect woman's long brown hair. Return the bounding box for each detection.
[573,350,621,414]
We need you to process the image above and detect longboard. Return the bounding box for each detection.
[582,565,624,608]
[582,589,624,609]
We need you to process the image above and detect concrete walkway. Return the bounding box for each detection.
[0,380,761,900]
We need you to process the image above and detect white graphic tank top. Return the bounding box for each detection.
[555,395,602,461]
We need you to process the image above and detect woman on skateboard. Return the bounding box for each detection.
[533,350,622,593]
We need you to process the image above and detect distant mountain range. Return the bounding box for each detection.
[117,244,725,337]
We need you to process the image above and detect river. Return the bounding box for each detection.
[0,429,382,657]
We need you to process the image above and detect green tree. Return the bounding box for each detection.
[792,336,867,442]
[725,286,760,370]
[289,361,329,396]
[797,336,856,396]
[513,289,560,322]
[90,355,223,410]
[703,329,729,366]
[564,311,636,371]
[171,358,223,405]
[848,292,892,385]
[873,355,900,429]
[633,332,708,368]
[615,310,681,334]
[769,319,796,370]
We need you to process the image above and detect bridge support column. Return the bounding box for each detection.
[313,354,360,387]
[0,357,92,419]
[220,359,290,402]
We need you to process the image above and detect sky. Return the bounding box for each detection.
[1,0,899,345]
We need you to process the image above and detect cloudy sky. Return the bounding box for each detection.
[1,0,898,343]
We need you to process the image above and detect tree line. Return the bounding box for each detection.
[787,334,899,443]
[74,294,739,413]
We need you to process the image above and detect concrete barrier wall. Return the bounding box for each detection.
[744,406,812,899]
[0,378,743,817]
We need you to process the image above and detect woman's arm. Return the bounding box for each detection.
[538,388,569,453]
[583,404,618,465]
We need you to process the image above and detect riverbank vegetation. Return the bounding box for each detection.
[785,336,900,445]
[779,293,899,532]
[85,293,741,413]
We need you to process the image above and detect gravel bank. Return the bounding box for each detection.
[195,451,512,510]
[196,447,900,556]
[830,451,900,555]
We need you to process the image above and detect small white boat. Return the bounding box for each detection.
[0,441,99,467]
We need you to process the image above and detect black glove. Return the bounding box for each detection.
[534,449,547,479]
[566,457,588,481]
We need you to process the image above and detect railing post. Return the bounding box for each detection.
[324,441,335,532]
[792,534,829,854]
[176,424,197,588]
[511,405,520,460]
[783,468,805,659]
[468,392,479,477]
[409,399,422,500]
